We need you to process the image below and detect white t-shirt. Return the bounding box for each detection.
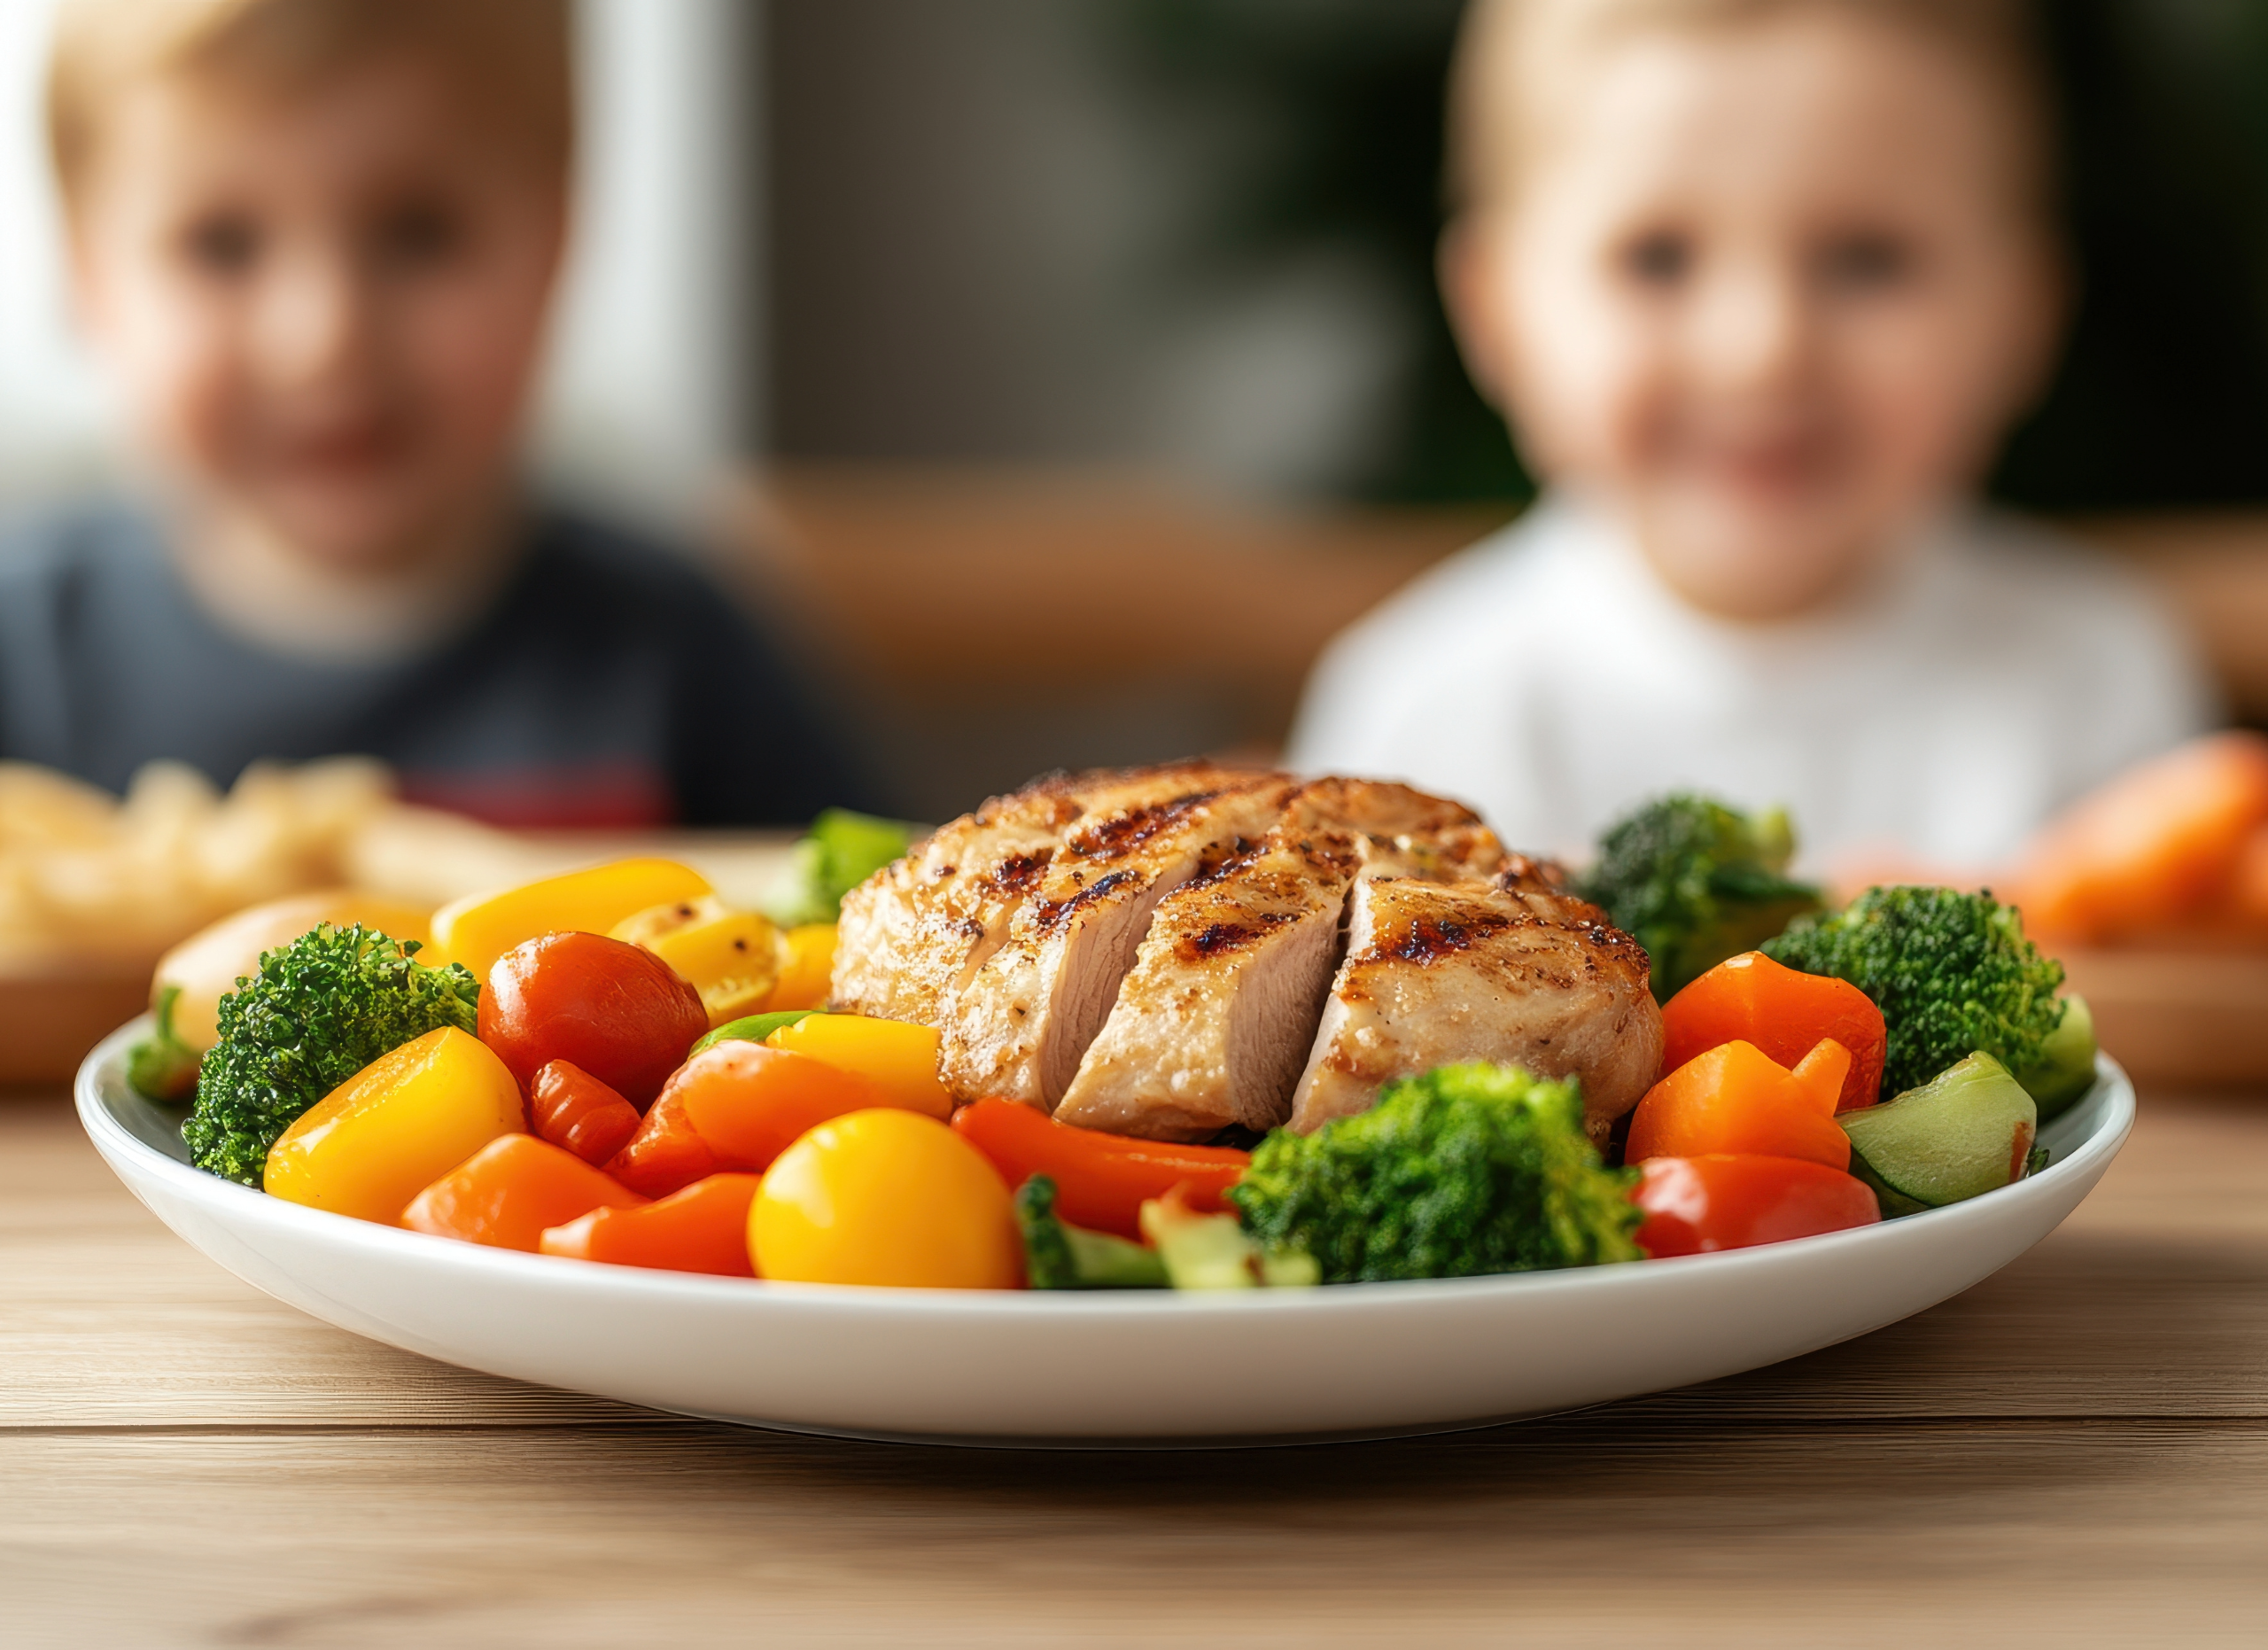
[1286,495,2218,875]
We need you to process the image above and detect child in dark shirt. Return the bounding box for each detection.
[4,0,859,828]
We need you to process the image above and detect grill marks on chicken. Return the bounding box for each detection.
[1290,873,1662,1147]
[833,765,1663,1144]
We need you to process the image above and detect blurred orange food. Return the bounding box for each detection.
[2013,732,2268,946]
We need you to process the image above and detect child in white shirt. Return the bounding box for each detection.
[1289,0,2215,874]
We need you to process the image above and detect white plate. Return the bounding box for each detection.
[77,1018,2132,1446]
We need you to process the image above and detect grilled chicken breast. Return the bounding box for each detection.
[1288,871,1662,1146]
[1055,821,1362,1139]
[937,766,1296,1108]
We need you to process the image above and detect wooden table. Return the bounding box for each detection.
[5,1089,2265,1647]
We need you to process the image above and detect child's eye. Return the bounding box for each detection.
[369,199,467,270]
[1619,230,1694,289]
[181,213,260,276]
[1816,232,1916,293]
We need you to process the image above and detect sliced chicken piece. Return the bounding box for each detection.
[1289,870,1662,1146]
[1055,821,1363,1140]
[1286,776,1507,883]
[831,782,1080,1027]
[940,766,1297,1108]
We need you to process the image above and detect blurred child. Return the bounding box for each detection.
[0,0,861,828]
[1289,0,2215,872]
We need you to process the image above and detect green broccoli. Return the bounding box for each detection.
[1578,794,1825,1000]
[1016,1176,1169,1289]
[1229,1063,1642,1284]
[1762,885,2066,1096]
[764,808,924,927]
[183,924,481,1187]
[126,985,202,1102]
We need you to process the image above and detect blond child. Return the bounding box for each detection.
[0,0,860,827]
[1289,0,2215,872]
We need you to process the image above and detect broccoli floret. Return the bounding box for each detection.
[1578,794,1825,1000]
[1016,1176,1169,1289]
[1228,1063,1642,1284]
[126,985,202,1102]
[765,808,924,927]
[1763,886,2066,1096]
[183,924,480,1187]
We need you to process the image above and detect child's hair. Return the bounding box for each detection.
[45,0,575,202]
[1448,0,2054,216]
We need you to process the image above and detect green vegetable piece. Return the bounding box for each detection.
[1139,1195,1278,1290]
[1839,1052,2039,1214]
[1763,885,2067,1095]
[2014,996,2098,1120]
[182,924,481,1188]
[126,984,202,1102]
[1578,793,1826,1000]
[689,1008,825,1058]
[765,808,922,927]
[1016,1176,1169,1289]
[1229,1062,1643,1284]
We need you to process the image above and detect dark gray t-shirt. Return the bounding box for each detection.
[0,502,866,828]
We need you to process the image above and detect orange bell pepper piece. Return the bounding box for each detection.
[605,1041,882,1198]
[401,1133,647,1250]
[540,1172,762,1277]
[529,1059,642,1165]
[1625,1039,1852,1171]
[950,1097,1250,1241]
[1660,951,1887,1113]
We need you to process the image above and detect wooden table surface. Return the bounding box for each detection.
[5,1087,2265,1648]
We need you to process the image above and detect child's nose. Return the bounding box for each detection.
[1689,258,1811,392]
[254,245,375,388]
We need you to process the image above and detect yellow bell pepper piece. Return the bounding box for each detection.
[768,922,838,1012]
[429,859,711,982]
[765,1013,951,1119]
[265,1028,525,1223]
[610,896,781,1028]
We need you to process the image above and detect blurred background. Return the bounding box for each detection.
[6,0,2268,820]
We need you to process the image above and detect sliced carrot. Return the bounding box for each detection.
[401,1134,646,1250]
[1625,1039,1853,1171]
[605,1041,882,1199]
[2016,731,2268,944]
[950,1098,1248,1240]
[1659,951,1886,1112]
[540,1172,763,1277]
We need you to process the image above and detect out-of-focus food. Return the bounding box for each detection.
[610,895,781,1028]
[262,1027,523,1222]
[1764,885,2067,1096]
[400,1133,646,1251]
[1659,951,1886,1113]
[431,858,711,984]
[768,923,838,1011]
[2013,732,2268,946]
[749,1109,1021,1289]
[1227,1063,1643,1284]
[765,808,922,929]
[1625,1039,1853,1171]
[1631,1156,1881,1257]
[527,1059,642,1165]
[540,1173,764,1277]
[183,925,481,1186]
[1838,1052,2039,1216]
[834,763,1662,1145]
[1577,793,1826,1000]
[0,758,398,969]
[476,931,708,1109]
[150,890,433,1055]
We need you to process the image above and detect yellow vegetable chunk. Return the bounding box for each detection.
[152,890,432,1055]
[264,1028,525,1223]
[750,1109,1019,1288]
[429,859,711,983]
[764,1014,951,1118]
[610,896,781,1028]
[768,922,838,1011]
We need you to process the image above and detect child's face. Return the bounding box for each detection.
[1447,12,2061,620]
[70,57,565,572]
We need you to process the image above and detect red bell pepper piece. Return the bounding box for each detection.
[1660,951,1888,1111]
[1633,1154,1881,1257]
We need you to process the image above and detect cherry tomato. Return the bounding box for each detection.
[478,931,707,1109]
[529,1060,642,1165]
[1632,1155,1881,1258]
